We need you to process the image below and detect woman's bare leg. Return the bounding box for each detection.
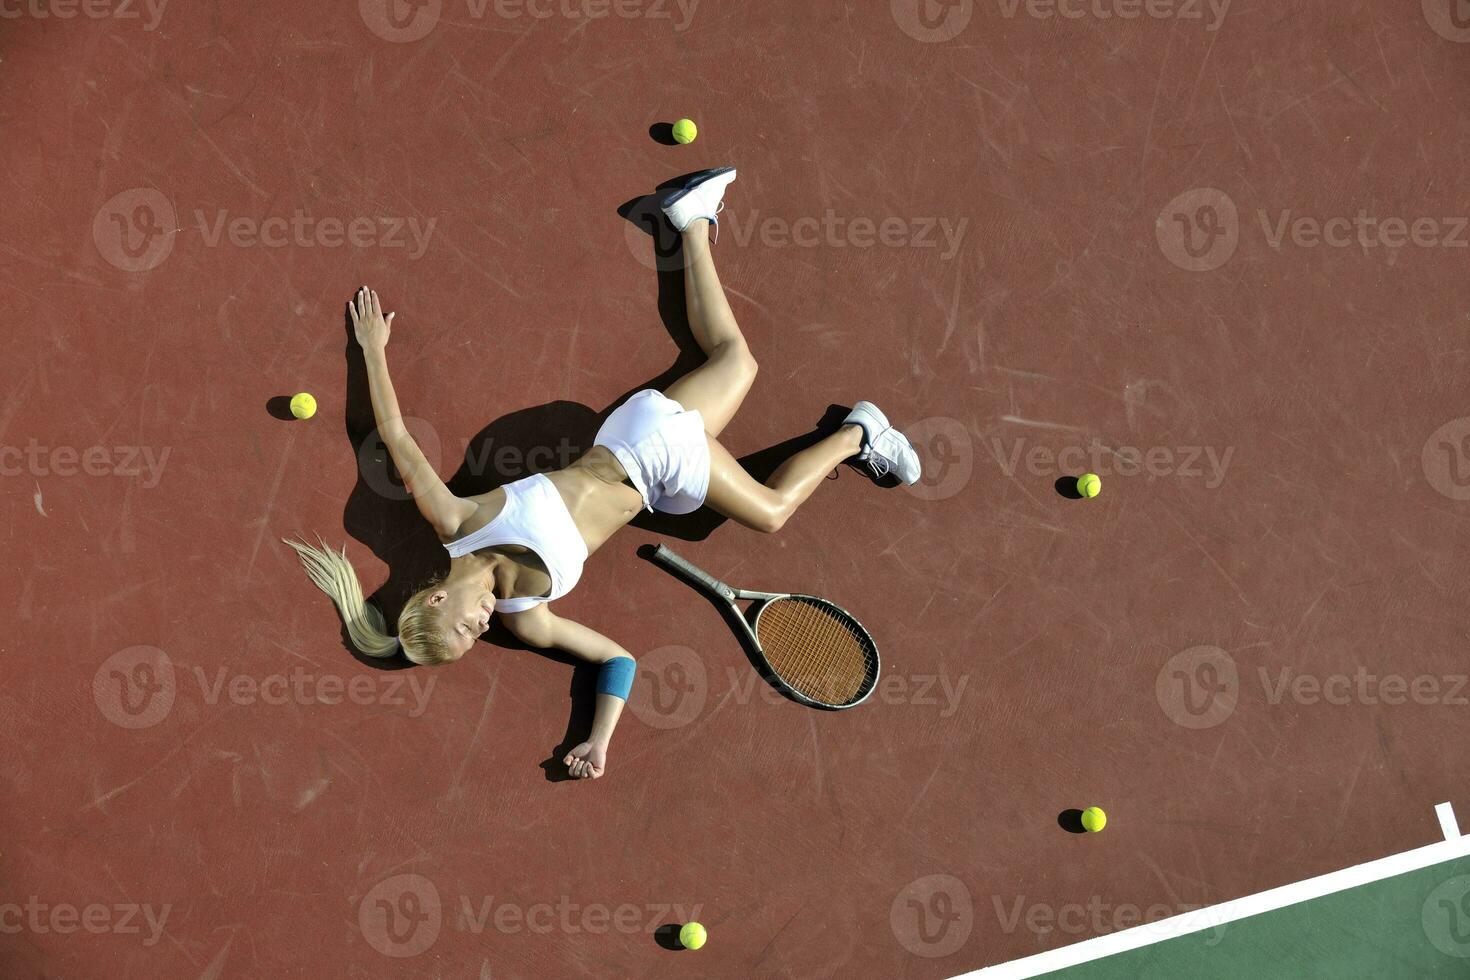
[662,220,757,437]
[702,425,865,533]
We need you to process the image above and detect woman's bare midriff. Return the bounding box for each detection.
[547,446,645,555]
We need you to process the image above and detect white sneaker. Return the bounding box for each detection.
[844,401,922,486]
[658,167,737,239]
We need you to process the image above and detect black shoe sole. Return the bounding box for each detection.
[656,166,736,211]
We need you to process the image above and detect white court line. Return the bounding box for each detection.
[1436,802,1460,841]
[958,803,1469,980]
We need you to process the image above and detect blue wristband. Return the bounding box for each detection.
[597,656,637,701]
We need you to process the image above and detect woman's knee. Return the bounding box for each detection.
[750,508,786,534]
[714,339,758,383]
[736,343,758,378]
[708,488,785,533]
[748,496,790,534]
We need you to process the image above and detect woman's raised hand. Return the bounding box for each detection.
[348,286,394,353]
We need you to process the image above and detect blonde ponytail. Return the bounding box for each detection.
[283,537,457,666]
[283,537,401,658]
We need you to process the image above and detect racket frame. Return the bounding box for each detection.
[652,544,881,709]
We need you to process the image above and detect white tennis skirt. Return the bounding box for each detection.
[594,389,711,515]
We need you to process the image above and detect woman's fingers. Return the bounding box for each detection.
[561,743,602,779]
[347,288,393,329]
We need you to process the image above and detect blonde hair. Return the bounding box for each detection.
[283,537,456,666]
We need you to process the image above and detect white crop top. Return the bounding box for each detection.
[442,474,588,613]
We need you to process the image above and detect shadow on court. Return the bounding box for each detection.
[653,923,687,951]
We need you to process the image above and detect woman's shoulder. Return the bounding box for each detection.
[446,485,511,542]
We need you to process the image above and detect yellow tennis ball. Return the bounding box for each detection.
[1081,806,1107,832]
[290,392,317,419]
[1077,473,1101,498]
[679,922,707,950]
[673,118,698,144]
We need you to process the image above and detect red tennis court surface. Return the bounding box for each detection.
[6,1,1470,977]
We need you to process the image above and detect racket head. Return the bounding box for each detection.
[750,595,881,709]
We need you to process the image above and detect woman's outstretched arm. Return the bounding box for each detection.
[501,604,635,780]
[350,287,474,539]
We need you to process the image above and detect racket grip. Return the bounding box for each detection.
[651,544,734,599]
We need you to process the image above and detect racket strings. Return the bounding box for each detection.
[754,597,877,706]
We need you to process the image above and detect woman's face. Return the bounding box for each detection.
[425,579,495,660]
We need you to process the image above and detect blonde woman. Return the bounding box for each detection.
[287,169,921,779]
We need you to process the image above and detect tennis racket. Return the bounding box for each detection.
[652,544,881,710]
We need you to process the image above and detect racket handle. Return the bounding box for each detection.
[652,544,735,600]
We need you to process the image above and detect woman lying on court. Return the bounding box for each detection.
[286,168,921,779]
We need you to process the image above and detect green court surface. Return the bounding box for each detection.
[1040,856,1470,979]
